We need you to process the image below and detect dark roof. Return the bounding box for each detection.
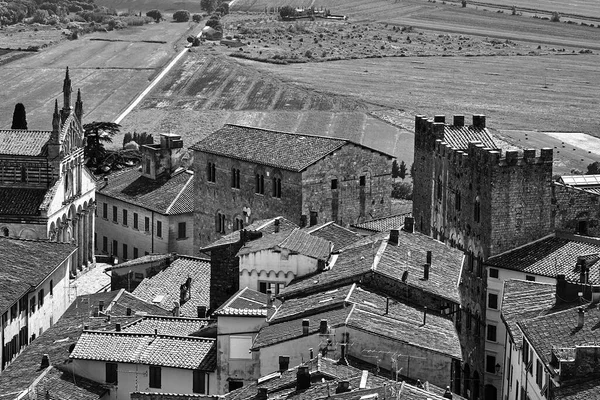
[351,213,411,233]
[131,393,218,400]
[270,284,353,322]
[132,256,211,317]
[27,367,109,400]
[304,222,362,251]
[554,379,600,400]
[501,280,565,348]
[0,187,47,216]
[121,315,210,336]
[487,234,600,284]
[97,168,194,214]
[0,130,51,156]
[519,304,600,366]
[214,287,273,317]
[442,125,497,150]
[200,217,298,251]
[238,228,332,261]
[105,253,173,272]
[190,124,392,172]
[0,290,169,398]
[70,331,216,370]
[0,238,76,314]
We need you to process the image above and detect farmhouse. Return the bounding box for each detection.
[191,124,394,249]
[0,68,96,273]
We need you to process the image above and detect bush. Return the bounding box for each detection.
[123,16,149,26]
[216,2,229,15]
[461,0,467,7]
[200,0,218,13]
[192,13,202,22]
[391,182,413,200]
[551,11,560,22]
[280,5,296,19]
[173,10,190,22]
[205,14,221,29]
[146,9,161,22]
[32,9,49,24]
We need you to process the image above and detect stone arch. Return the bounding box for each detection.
[1,226,9,237]
[484,384,497,400]
[19,228,38,240]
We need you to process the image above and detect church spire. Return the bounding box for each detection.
[75,89,83,123]
[61,67,72,122]
[51,99,60,141]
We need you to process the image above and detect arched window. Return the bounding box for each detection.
[216,212,226,234]
[255,173,264,194]
[1,227,8,237]
[207,162,216,183]
[272,177,281,198]
[231,167,241,189]
[20,166,27,182]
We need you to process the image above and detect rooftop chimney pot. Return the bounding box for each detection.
[116,323,121,332]
[40,354,50,369]
[302,319,310,336]
[279,355,290,372]
[578,307,585,329]
[403,217,414,233]
[126,307,132,316]
[319,319,328,335]
[297,366,311,390]
[389,229,400,245]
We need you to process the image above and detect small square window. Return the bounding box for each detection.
[178,222,186,239]
[488,293,498,310]
[486,354,497,374]
[359,176,366,186]
[149,366,161,388]
[489,268,499,279]
[526,275,536,282]
[487,324,497,342]
[331,179,338,190]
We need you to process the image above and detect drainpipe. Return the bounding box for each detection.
[151,210,155,253]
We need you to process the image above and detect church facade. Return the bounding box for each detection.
[0,68,96,274]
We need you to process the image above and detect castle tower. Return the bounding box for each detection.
[61,67,72,123]
[75,89,83,123]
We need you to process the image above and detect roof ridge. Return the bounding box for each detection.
[165,172,193,214]
[371,239,388,271]
[81,329,216,341]
[225,123,348,143]
[305,221,334,233]
[488,233,557,261]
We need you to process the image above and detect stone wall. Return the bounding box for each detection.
[552,183,600,237]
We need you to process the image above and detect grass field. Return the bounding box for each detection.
[0,21,199,130]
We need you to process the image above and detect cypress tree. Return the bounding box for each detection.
[11,103,27,130]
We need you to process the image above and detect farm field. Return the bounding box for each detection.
[0,21,199,129]
[95,0,204,13]
[463,0,600,20]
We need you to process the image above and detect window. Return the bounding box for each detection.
[258,281,285,295]
[310,211,318,227]
[112,206,118,223]
[122,244,128,260]
[133,247,138,259]
[49,280,53,296]
[193,370,206,394]
[133,213,138,229]
[145,217,150,232]
[216,212,226,234]
[145,159,151,174]
[536,360,543,387]
[38,289,44,308]
[112,240,118,257]
[156,221,162,238]
[578,220,588,235]
[21,166,27,182]
[331,179,338,190]
[230,336,253,359]
[103,236,108,253]
[10,304,17,321]
[149,366,161,388]
[455,307,462,333]
[359,175,366,186]
[526,275,536,282]
[272,177,281,198]
[487,324,497,342]
[231,168,240,189]
[474,196,481,223]
[122,209,128,226]
[488,293,498,310]
[486,354,496,374]
[30,296,36,314]
[255,174,264,194]
[135,273,144,280]
[207,162,216,183]
[489,268,499,279]
[234,217,244,231]
[105,363,118,384]
[455,190,462,211]
[2,227,8,237]
[103,203,108,219]
[229,381,243,391]
[437,176,443,200]
[178,222,186,239]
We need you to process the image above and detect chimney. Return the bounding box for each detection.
[173,302,180,317]
[433,115,445,123]
[473,114,486,129]
[556,274,567,303]
[266,290,273,309]
[256,387,268,400]
[296,366,310,390]
[385,297,389,315]
[40,354,50,369]
[336,381,351,394]
[98,300,104,312]
[424,250,432,280]
[443,386,453,399]
[319,319,328,335]
[339,343,348,365]
[423,306,427,325]
[389,229,399,245]
[302,319,310,336]
[578,257,588,284]
[309,348,314,359]
[154,328,158,337]
[197,306,207,318]
[83,325,89,330]
[274,219,280,233]
[279,355,290,372]
[403,217,414,233]
[126,307,132,316]
[453,115,465,127]
[116,323,121,332]
[578,307,585,329]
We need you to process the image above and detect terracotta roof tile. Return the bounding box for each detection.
[554,379,600,400]
[105,253,173,272]
[70,331,216,370]
[32,367,109,400]
[487,235,600,284]
[270,284,353,323]
[122,315,210,336]
[132,256,211,317]
[304,223,362,251]
[97,168,194,214]
[214,287,272,317]
[0,130,51,156]
[442,126,497,150]
[0,187,47,215]
[238,228,331,261]
[351,213,411,233]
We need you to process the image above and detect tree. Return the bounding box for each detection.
[192,13,202,22]
[205,14,222,30]
[173,10,190,22]
[11,103,27,130]
[399,160,407,180]
[122,132,132,147]
[279,5,296,20]
[410,163,415,178]
[391,160,400,178]
[391,182,413,200]
[586,161,600,175]
[146,9,162,22]
[216,2,229,15]
[200,0,218,14]
[83,121,121,169]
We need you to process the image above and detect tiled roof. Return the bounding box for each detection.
[252,307,352,349]
[122,315,210,336]
[377,231,464,303]
[131,393,218,400]
[554,379,600,400]
[487,234,600,284]
[29,367,109,400]
[351,213,412,233]
[501,280,561,348]
[132,256,211,317]
[0,130,51,156]
[442,125,497,150]
[97,167,194,214]
[304,222,362,251]
[200,217,298,251]
[214,287,271,317]
[71,331,216,370]
[0,237,76,314]
[105,253,173,272]
[0,187,48,215]
[238,228,332,261]
[0,290,169,398]
[191,124,392,172]
[270,284,353,322]
[518,305,600,366]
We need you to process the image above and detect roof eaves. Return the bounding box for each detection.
[165,172,193,214]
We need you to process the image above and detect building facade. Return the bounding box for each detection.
[192,124,394,248]
[0,68,95,273]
